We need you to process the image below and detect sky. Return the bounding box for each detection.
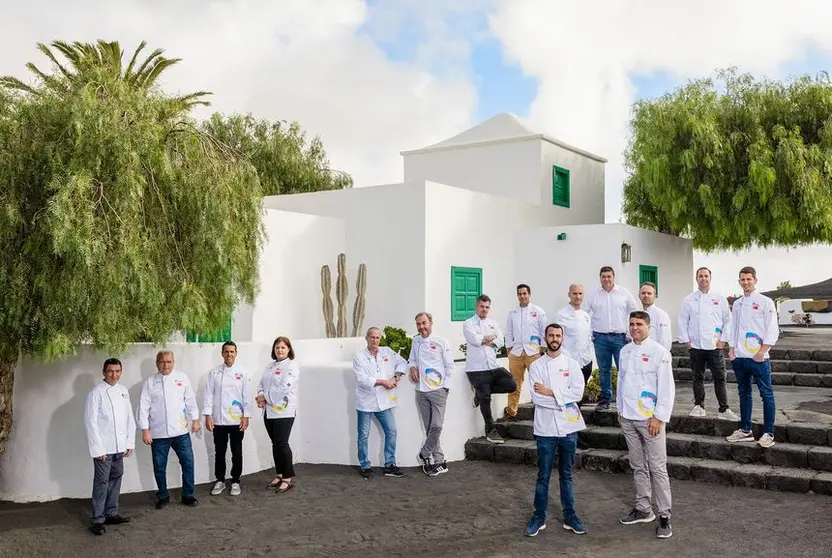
[2,0,832,297]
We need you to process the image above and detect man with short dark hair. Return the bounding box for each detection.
[505,284,548,417]
[84,358,136,536]
[464,294,516,444]
[639,282,672,350]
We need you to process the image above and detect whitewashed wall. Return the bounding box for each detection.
[0,340,528,503]
[540,140,606,225]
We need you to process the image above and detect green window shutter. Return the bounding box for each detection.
[552,165,570,208]
[638,265,659,295]
[451,266,482,321]
[187,315,233,343]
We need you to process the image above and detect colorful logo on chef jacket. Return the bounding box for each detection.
[228,400,244,421]
[274,368,282,376]
[179,408,188,428]
[269,396,289,413]
[529,335,541,348]
[387,389,399,402]
[564,402,581,423]
[712,327,723,344]
[744,332,763,353]
[637,391,657,418]
[752,303,760,311]
[424,368,443,388]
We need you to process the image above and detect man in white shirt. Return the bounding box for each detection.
[464,295,516,445]
[408,312,455,477]
[617,311,675,540]
[353,326,408,480]
[584,266,639,411]
[203,341,252,497]
[639,282,672,350]
[725,266,779,448]
[504,284,548,417]
[84,358,136,536]
[523,323,587,538]
[137,350,201,509]
[554,284,594,390]
[678,267,737,419]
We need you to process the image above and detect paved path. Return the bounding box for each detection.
[1,461,831,558]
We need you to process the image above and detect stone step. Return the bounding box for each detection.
[671,357,832,373]
[669,345,832,362]
[673,367,832,388]
[463,438,832,495]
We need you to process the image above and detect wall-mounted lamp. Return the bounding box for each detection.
[621,242,632,263]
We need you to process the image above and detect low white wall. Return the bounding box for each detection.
[779,299,832,326]
[0,340,529,503]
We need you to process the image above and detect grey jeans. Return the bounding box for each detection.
[416,388,448,464]
[91,453,124,524]
[619,417,672,518]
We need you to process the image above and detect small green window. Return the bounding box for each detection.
[639,265,659,295]
[451,266,482,321]
[187,315,232,343]
[552,165,570,208]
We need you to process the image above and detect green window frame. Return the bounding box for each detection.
[552,165,570,208]
[186,315,233,343]
[451,266,482,321]
[639,265,659,295]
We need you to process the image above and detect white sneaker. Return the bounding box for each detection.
[230,482,242,496]
[689,405,706,417]
[758,433,776,448]
[210,481,226,495]
[719,408,739,420]
[726,429,755,443]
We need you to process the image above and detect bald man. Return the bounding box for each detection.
[554,284,594,388]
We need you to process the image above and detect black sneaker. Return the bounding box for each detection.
[418,453,433,476]
[619,508,656,525]
[88,523,106,536]
[596,401,611,411]
[486,429,505,444]
[182,497,199,507]
[359,468,372,480]
[434,462,448,475]
[155,497,169,510]
[426,465,441,477]
[383,465,405,478]
[656,515,672,539]
[104,515,131,525]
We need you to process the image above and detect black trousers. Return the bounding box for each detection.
[264,416,296,478]
[579,362,593,405]
[213,425,245,483]
[467,367,517,433]
[690,348,729,411]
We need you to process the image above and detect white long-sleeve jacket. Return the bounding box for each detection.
[729,291,779,359]
[257,358,299,419]
[505,304,547,356]
[84,381,136,458]
[408,334,455,392]
[646,305,673,350]
[617,338,675,423]
[463,315,504,372]
[677,290,732,350]
[136,371,199,439]
[353,346,408,412]
[203,364,253,425]
[554,304,593,367]
[527,353,587,437]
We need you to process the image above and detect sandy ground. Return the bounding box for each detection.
[1,461,831,558]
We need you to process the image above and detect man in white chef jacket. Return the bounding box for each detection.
[353,326,408,480]
[617,311,675,540]
[504,284,548,417]
[203,341,252,497]
[524,324,587,538]
[464,294,516,444]
[408,312,455,477]
[84,358,136,536]
[639,282,672,350]
[554,284,594,391]
[137,350,201,509]
[678,267,737,419]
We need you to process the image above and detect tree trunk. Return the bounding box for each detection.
[0,347,19,456]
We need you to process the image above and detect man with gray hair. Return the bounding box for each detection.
[408,312,455,476]
[137,350,201,509]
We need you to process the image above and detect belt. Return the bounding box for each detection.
[593,331,626,336]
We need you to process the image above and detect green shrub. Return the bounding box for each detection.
[584,367,618,403]
[458,343,508,358]
[380,326,412,359]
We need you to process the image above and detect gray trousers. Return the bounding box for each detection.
[416,388,448,464]
[620,417,672,518]
[91,453,124,524]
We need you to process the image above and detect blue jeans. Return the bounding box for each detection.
[733,358,776,434]
[533,433,578,521]
[593,332,626,403]
[357,409,397,469]
[151,433,195,501]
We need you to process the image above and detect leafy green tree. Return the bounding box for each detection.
[0,40,264,453]
[202,113,352,195]
[777,280,793,290]
[623,68,832,252]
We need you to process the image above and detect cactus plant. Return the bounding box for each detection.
[320,265,336,338]
[352,263,367,336]
[336,253,348,337]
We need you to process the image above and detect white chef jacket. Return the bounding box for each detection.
[85,381,136,458]
[677,289,732,350]
[528,352,587,437]
[729,291,779,359]
[554,304,593,367]
[353,346,408,412]
[203,364,253,425]
[136,371,200,439]
[617,338,675,423]
[408,334,455,392]
[584,285,639,334]
[645,305,673,350]
[505,304,548,356]
[463,315,504,372]
[257,358,299,419]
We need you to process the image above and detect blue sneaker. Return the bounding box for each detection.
[524,516,546,537]
[563,515,587,535]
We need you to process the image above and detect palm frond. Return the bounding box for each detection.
[132,47,166,84]
[138,57,182,88]
[0,75,37,94]
[24,62,69,93]
[124,40,148,81]
[35,43,72,80]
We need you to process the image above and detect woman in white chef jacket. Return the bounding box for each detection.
[256,336,299,493]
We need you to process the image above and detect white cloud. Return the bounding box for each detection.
[0,0,478,187]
